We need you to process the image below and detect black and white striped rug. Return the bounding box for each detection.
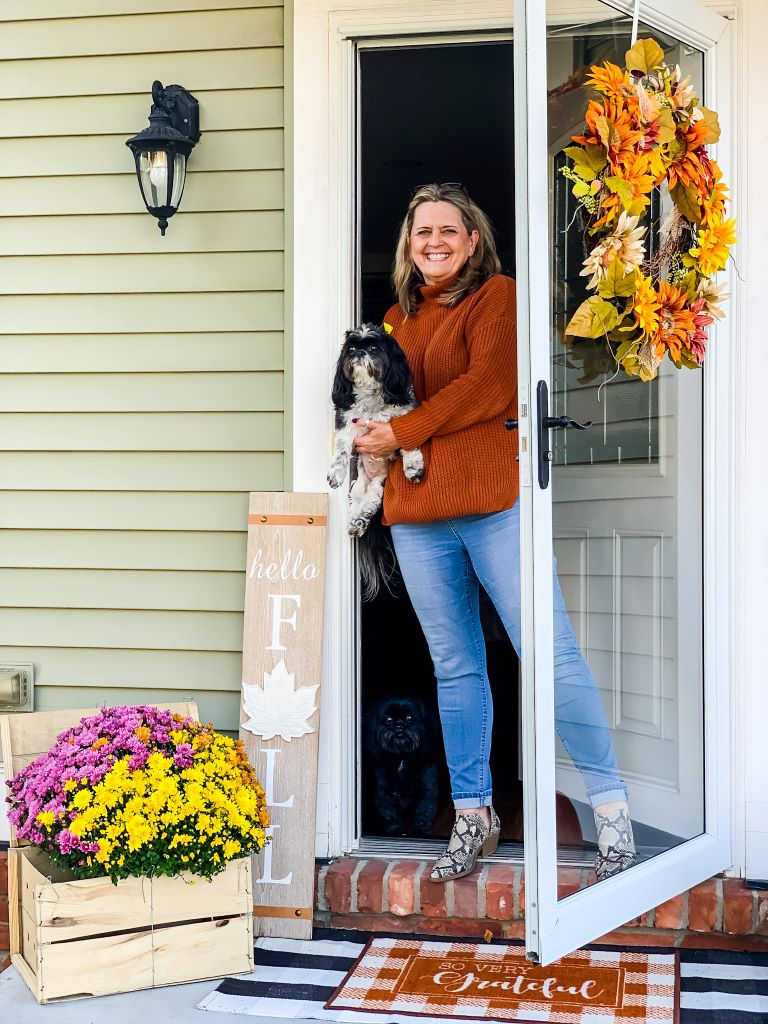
[197,929,768,1023]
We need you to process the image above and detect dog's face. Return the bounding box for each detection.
[340,325,396,389]
[332,324,413,410]
[367,697,429,755]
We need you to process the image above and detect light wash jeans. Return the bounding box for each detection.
[390,502,627,810]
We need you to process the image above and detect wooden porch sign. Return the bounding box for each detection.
[239,492,328,939]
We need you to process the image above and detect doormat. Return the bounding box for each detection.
[198,930,766,1022]
[324,937,678,1023]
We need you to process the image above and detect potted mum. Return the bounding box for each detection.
[4,704,269,1001]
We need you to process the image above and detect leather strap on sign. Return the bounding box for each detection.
[252,905,313,920]
[248,514,328,526]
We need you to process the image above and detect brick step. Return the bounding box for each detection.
[314,857,768,949]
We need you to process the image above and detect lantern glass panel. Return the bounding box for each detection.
[170,152,187,208]
[138,149,171,208]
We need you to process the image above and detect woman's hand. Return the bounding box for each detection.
[353,420,399,459]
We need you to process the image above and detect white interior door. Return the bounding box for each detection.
[516,0,733,964]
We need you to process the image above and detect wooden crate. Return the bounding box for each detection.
[1,703,255,1002]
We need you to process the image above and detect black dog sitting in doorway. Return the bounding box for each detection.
[363,696,440,836]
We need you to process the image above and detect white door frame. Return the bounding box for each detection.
[292,1,739,880]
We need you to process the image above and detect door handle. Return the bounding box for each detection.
[536,379,592,489]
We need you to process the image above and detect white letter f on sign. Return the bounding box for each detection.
[267,593,301,651]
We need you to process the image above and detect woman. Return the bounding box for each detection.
[354,183,635,883]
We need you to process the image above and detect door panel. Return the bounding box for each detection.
[516,0,731,964]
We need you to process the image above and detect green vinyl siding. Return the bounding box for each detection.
[0,2,287,731]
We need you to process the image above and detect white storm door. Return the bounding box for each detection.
[515,0,733,965]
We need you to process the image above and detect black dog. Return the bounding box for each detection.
[363,697,440,836]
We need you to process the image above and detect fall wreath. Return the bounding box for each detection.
[562,37,735,382]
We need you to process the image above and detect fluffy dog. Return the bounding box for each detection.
[328,324,423,535]
[328,324,423,598]
[363,697,440,837]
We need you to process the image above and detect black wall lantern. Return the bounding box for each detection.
[126,81,201,235]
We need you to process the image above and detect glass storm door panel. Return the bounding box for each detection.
[515,0,732,964]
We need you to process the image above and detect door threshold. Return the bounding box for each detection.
[353,835,595,867]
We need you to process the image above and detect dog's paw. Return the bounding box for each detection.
[404,466,424,483]
[327,466,346,489]
[348,516,368,537]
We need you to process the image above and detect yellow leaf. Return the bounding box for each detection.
[566,296,621,339]
[671,182,702,225]
[383,322,393,334]
[598,260,637,299]
[625,38,665,75]
[605,176,635,211]
[697,106,721,145]
[483,929,494,943]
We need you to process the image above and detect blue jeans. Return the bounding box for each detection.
[390,503,627,810]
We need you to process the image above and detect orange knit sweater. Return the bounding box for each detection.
[383,273,519,525]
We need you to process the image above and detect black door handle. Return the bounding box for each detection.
[537,380,592,489]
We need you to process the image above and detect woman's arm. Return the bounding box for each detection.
[390,311,517,452]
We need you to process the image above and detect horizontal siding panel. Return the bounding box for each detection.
[2,372,284,411]
[0,252,283,295]
[0,129,283,178]
[0,646,241,691]
[0,211,284,256]
[0,607,243,652]
[0,333,284,372]
[0,9,283,60]
[0,90,283,140]
[0,412,283,451]
[0,169,283,216]
[0,568,244,611]
[0,292,283,333]
[1,2,281,21]
[0,48,283,100]
[31,686,242,731]
[0,452,284,490]
[0,492,250,530]
[0,531,246,570]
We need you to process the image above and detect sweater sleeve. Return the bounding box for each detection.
[390,294,517,451]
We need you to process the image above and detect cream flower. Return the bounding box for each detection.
[580,211,647,290]
[695,278,729,321]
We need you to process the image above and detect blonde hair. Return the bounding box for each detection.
[392,183,501,316]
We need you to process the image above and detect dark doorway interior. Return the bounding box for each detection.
[358,41,525,843]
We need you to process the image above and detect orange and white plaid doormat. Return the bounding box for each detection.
[325,938,679,1023]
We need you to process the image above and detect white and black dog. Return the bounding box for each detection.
[328,324,424,596]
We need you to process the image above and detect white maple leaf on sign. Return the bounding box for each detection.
[242,659,319,741]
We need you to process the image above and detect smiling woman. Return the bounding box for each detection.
[410,199,479,285]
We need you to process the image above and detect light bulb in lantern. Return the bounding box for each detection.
[147,151,168,191]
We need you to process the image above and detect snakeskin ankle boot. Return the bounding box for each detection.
[430,806,501,882]
[594,805,636,881]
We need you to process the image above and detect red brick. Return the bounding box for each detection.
[324,858,357,914]
[689,879,719,933]
[654,894,687,930]
[621,916,643,928]
[330,913,417,933]
[0,921,8,955]
[1,954,11,973]
[595,929,677,947]
[419,876,447,918]
[679,932,768,952]
[388,860,420,917]
[453,874,481,918]
[486,864,516,921]
[723,878,753,935]
[502,921,526,940]
[419,918,503,938]
[0,855,7,899]
[556,868,582,901]
[356,859,387,914]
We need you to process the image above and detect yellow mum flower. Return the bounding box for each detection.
[630,275,661,339]
[689,217,737,277]
[36,811,55,827]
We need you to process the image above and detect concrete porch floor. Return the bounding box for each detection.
[0,965,305,1024]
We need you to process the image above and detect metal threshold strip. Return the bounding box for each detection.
[353,836,665,868]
